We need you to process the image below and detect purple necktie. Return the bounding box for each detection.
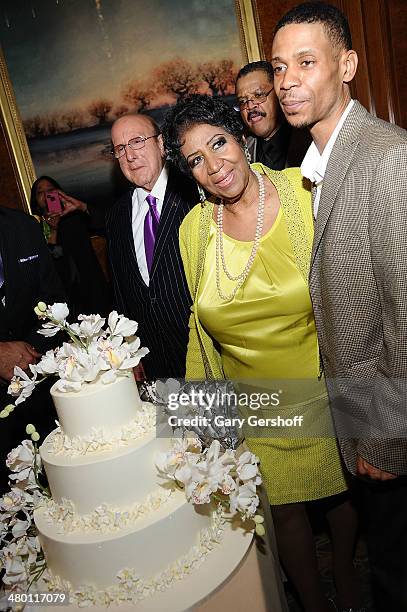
[144,194,160,274]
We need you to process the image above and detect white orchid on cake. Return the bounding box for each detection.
[7,302,149,403]
[156,431,265,536]
[0,427,48,596]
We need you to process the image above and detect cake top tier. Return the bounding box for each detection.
[51,373,141,438]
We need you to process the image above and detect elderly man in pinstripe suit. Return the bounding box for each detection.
[272,3,407,610]
[106,113,198,380]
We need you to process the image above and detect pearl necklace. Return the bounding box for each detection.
[215,169,265,301]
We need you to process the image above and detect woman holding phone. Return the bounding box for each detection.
[30,176,110,316]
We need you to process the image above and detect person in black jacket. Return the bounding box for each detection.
[106,113,198,379]
[235,61,310,169]
[30,176,110,317]
[0,205,66,492]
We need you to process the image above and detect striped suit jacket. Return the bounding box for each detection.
[0,206,65,352]
[105,168,198,379]
[309,101,407,475]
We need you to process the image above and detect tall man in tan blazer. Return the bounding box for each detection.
[272,3,407,610]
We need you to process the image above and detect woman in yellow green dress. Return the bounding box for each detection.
[162,95,363,612]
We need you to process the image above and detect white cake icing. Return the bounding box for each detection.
[47,403,157,456]
[40,429,171,514]
[34,372,235,608]
[50,374,141,438]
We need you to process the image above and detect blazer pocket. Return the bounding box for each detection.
[347,356,379,378]
[326,234,361,255]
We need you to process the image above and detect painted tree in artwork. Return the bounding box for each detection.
[113,104,129,119]
[198,61,223,96]
[122,79,152,112]
[214,59,236,95]
[154,59,200,100]
[62,110,84,131]
[198,60,237,96]
[23,115,45,138]
[88,99,113,124]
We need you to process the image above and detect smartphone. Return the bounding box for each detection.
[45,190,62,214]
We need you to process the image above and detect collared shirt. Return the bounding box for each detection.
[301,100,355,218]
[131,164,168,286]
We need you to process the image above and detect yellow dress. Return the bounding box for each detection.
[197,176,348,504]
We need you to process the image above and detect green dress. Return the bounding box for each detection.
[195,167,348,504]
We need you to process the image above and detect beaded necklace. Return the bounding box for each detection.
[215,169,265,301]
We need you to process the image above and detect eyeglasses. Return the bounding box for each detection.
[111,134,160,159]
[233,88,274,111]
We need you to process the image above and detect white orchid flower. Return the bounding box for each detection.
[34,350,59,375]
[6,440,35,473]
[0,488,27,514]
[220,473,237,495]
[229,481,259,518]
[47,302,69,322]
[2,554,28,587]
[37,321,62,337]
[107,311,139,338]
[70,314,105,338]
[236,450,262,485]
[11,518,30,539]
[188,480,213,505]
[8,366,37,405]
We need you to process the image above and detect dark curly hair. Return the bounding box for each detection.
[275,2,352,53]
[30,175,62,215]
[162,94,244,175]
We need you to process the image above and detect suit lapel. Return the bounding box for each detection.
[121,189,146,286]
[150,169,193,278]
[312,102,368,264]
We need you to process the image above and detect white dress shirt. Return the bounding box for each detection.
[131,164,169,286]
[301,100,355,218]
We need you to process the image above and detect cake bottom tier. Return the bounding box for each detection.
[35,490,219,590]
[31,518,254,611]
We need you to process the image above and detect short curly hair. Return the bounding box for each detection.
[162,94,244,175]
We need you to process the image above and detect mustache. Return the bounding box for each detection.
[247,109,266,120]
[279,93,303,103]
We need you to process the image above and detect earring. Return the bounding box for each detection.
[244,143,251,164]
[197,184,206,203]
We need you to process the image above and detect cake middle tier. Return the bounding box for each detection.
[40,428,170,514]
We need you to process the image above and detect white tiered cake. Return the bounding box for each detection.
[33,373,253,610]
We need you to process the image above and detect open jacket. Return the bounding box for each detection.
[179,164,313,381]
[309,101,407,474]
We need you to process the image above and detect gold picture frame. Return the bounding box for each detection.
[0,0,264,213]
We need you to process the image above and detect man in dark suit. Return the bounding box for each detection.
[235,61,310,169]
[273,3,407,609]
[106,114,198,380]
[0,206,65,491]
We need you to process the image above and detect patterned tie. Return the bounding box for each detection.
[144,194,160,274]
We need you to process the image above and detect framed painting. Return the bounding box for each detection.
[0,0,264,221]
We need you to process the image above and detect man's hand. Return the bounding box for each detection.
[0,341,41,382]
[58,191,88,216]
[356,454,398,481]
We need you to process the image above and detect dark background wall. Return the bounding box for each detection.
[1,0,406,213]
